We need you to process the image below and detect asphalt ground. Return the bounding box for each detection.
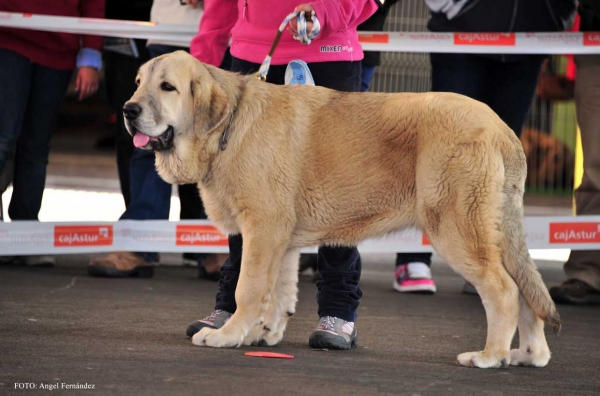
[0,254,598,396]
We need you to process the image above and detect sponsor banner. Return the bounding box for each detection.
[176,225,228,246]
[583,32,600,46]
[549,222,600,244]
[360,31,600,54]
[54,225,113,247]
[358,33,389,44]
[3,217,600,255]
[454,33,516,46]
[0,13,598,54]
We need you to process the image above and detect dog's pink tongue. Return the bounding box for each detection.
[133,132,150,148]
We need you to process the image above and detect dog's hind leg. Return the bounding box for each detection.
[509,296,551,367]
[192,227,291,348]
[425,216,519,368]
[419,149,519,368]
[243,248,300,346]
[499,149,556,367]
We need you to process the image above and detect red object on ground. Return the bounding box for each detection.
[244,352,295,359]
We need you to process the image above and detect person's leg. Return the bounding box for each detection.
[121,148,172,222]
[88,148,171,278]
[550,54,600,305]
[301,60,362,349]
[360,63,377,92]
[0,49,31,175]
[8,63,72,221]
[0,49,32,226]
[430,53,488,97]
[104,51,149,208]
[177,182,228,279]
[484,55,546,137]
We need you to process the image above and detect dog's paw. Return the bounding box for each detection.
[510,347,550,367]
[260,329,283,346]
[242,325,265,346]
[456,351,510,369]
[242,324,284,347]
[192,327,244,348]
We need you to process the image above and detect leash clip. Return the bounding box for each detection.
[256,10,320,82]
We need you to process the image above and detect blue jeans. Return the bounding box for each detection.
[397,52,545,267]
[360,64,377,92]
[214,58,363,322]
[0,49,72,220]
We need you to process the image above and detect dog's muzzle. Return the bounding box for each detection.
[149,126,174,151]
[128,124,174,152]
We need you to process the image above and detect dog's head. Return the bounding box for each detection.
[123,51,236,183]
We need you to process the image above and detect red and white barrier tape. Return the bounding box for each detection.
[0,12,598,54]
[1,217,600,255]
[0,12,596,255]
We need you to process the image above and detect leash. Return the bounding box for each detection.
[256,10,320,81]
[220,10,318,151]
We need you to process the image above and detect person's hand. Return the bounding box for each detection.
[75,67,99,101]
[289,4,315,38]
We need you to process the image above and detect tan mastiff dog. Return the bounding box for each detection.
[123,51,560,369]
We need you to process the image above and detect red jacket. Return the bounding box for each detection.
[0,0,104,70]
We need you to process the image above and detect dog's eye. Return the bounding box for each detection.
[135,79,140,87]
[161,82,176,92]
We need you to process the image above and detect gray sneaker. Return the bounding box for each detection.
[186,309,233,338]
[309,316,358,350]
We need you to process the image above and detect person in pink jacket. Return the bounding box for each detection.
[186,0,379,350]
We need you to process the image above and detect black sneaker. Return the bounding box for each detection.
[549,279,600,305]
[186,310,233,338]
[308,316,358,350]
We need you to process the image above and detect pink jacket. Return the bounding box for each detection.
[191,0,378,67]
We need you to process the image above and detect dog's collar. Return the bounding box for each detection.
[219,107,237,151]
[219,82,245,151]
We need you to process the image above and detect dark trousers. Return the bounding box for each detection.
[215,57,363,322]
[0,48,72,220]
[397,52,545,267]
[103,50,150,208]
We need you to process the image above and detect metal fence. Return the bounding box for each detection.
[368,1,577,195]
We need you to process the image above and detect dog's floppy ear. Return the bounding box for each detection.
[191,61,232,134]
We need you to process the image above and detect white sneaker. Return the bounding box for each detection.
[284,60,315,86]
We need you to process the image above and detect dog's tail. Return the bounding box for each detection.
[499,139,562,333]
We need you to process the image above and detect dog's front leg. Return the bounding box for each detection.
[192,232,289,348]
[243,248,300,346]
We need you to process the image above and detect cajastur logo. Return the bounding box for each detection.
[54,225,113,247]
[358,33,389,44]
[549,222,600,243]
[176,225,228,246]
[583,32,600,46]
[454,33,515,46]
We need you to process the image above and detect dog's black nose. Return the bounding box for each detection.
[123,103,142,120]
